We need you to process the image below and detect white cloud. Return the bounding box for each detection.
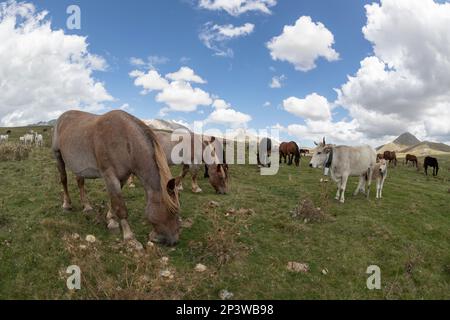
[263,101,271,107]
[212,99,231,109]
[166,67,206,84]
[200,22,255,57]
[283,93,332,121]
[287,119,363,145]
[267,16,339,72]
[130,55,169,69]
[269,75,286,88]
[205,108,252,127]
[129,69,169,94]
[336,0,450,141]
[198,0,277,16]
[0,1,113,126]
[156,81,212,113]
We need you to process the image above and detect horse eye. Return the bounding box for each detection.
[318,152,322,155]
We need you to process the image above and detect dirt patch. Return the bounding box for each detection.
[290,198,332,223]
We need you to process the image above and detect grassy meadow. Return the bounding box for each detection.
[0,126,449,299]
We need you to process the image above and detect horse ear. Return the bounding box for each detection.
[323,137,326,145]
[167,178,177,194]
[314,141,318,146]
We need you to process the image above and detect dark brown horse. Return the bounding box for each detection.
[424,156,439,176]
[280,141,301,166]
[52,110,181,249]
[405,154,418,168]
[383,151,397,167]
[300,149,310,156]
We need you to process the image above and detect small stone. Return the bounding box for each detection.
[85,235,96,243]
[79,244,87,250]
[322,268,328,275]
[72,233,80,240]
[287,262,309,273]
[161,256,169,264]
[195,263,207,273]
[160,270,174,279]
[208,201,220,208]
[219,289,234,300]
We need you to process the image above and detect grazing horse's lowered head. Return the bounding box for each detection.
[206,163,229,194]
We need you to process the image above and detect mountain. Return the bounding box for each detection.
[393,132,421,146]
[30,119,56,127]
[378,132,450,156]
[144,119,190,132]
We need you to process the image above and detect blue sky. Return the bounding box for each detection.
[2,0,450,146]
[37,0,371,134]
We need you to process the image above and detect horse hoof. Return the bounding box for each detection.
[192,187,202,194]
[340,199,345,204]
[62,205,72,212]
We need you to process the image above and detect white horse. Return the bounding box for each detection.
[0,134,8,143]
[23,134,34,146]
[35,133,44,147]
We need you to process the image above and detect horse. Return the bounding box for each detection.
[35,133,44,147]
[383,151,397,167]
[155,131,228,195]
[424,156,439,176]
[23,133,34,146]
[52,110,181,249]
[405,154,418,168]
[280,141,301,166]
[0,134,8,143]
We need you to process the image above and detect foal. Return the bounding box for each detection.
[370,159,388,199]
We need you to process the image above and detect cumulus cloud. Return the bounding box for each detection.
[129,70,169,94]
[200,22,255,57]
[267,16,339,72]
[0,1,113,126]
[336,0,450,141]
[198,0,277,16]
[283,93,332,121]
[130,55,169,69]
[269,75,286,89]
[166,67,206,84]
[212,99,232,110]
[205,108,252,127]
[156,81,212,113]
[287,119,363,145]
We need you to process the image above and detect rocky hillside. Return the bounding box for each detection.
[378,132,450,156]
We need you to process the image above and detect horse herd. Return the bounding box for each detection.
[377,151,439,176]
[1,130,45,147]
[37,110,443,250]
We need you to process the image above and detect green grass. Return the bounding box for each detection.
[1,126,450,299]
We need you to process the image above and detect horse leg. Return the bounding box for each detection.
[335,178,342,201]
[76,177,93,213]
[204,164,210,178]
[354,176,365,196]
[103,172,142,250]
[339,175,349,203]
[177,164,190,191]
[55,151,72,211]
[190,165,202,193]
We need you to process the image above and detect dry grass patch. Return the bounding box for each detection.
[0,143,31,161]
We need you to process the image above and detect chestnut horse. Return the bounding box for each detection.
[279,141,301,166]
[52,110,181,249]
[155,131,228,194]
[405,154,418,168]
[383,151,397,167]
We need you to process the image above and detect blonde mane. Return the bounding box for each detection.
[129,115,180,214]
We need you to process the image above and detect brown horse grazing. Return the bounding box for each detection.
[383,151,397,167]
[52,110,181,249]
[280,141,301,166]
[155,131,228,194]
[405,154,418,168]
